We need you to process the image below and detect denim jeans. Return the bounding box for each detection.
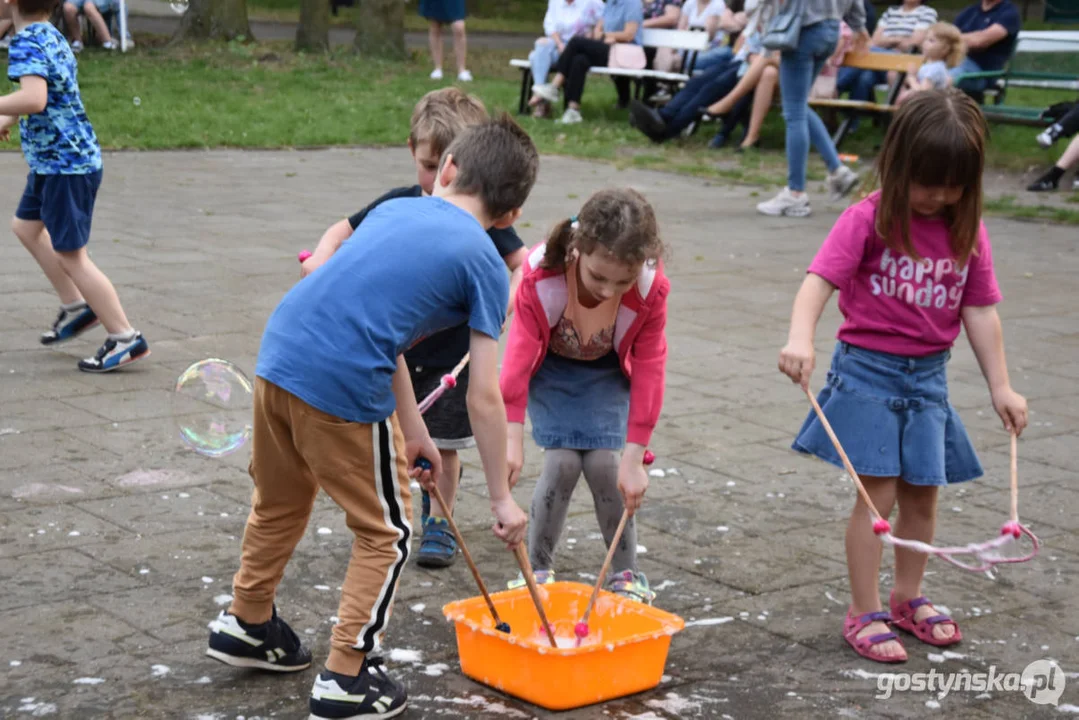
[779,19,842,192]
[658,61,739,138]
[835,45,893,102]
[692,45,734,74]
[530,37,561,85]
[949,57,988,93]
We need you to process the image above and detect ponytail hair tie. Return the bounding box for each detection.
[570,215,579,230]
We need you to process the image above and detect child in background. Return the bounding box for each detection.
[500,188,669,603]
[207,116,537,720]
[778,90,1027,664]
[1,0,149,372]
[303,87,529,570]
[900,23,964,102]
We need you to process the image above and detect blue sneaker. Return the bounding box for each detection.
[420,489,431,525]
[206,607,312,672]
[40,304,99,345]
[77,332,150,373]
[415,516,457,568]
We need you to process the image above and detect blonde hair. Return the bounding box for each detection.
[927,22,966,68]
[409,88,489,158]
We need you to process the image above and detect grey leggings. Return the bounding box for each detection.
[530,448,637,574]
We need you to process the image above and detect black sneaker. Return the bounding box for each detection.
[206,608,312,672]
[309,657,407,719]
[40,304,99,345]
[77,332,150,373]
[1027,175,1059,192]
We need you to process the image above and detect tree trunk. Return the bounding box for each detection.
[354,0,406,59]
[296,0,330,52]
[173,0,252,41]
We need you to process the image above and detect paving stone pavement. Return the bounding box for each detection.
[0,148,1077,720]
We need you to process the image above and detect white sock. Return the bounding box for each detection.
[108,328,137,342]
[61,300,87,312]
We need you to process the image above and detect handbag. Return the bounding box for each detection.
[761,0,804,52]
[608,43,647,70]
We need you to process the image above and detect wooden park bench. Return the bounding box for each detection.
[509,28,710,115]
[809,51,923,148]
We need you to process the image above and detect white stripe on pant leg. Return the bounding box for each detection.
[354,419,412,653]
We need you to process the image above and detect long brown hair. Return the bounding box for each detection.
[542,188,664,271]
[875,88,987,266]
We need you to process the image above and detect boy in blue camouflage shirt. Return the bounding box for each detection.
[1,0,148,372]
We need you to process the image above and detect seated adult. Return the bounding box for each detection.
[677,0,746,73]
[1028,103,1079,192]
[63,0,120,51]
[528,0,644,124]
[949,0,1021,93]
[835,0,922,103]
[528,0,605,117]
[629,26,768,143]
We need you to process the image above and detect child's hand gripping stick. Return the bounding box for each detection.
[415,457,510,634]
[574,450,655,646]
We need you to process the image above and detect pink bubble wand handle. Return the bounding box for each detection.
[417,352,470,415]
[298,250,312,263]
[575,450,655,647]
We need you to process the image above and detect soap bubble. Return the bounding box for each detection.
[172,359,253,457]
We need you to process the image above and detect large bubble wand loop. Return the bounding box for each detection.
[803,387,1038,573]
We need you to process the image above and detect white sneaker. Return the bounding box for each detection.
[1037,124,1061,149]
[1073,177,1079,192]
[531,82,559,103]
[557,108,583,124]
[430,68,443,80]
[0,37,11,50]
[457,70,473,82]
[102,40,117,50]
[828,165,860,200]
[757,188,811,217]
[71,40,84,53]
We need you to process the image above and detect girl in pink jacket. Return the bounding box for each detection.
[500,188,669,603]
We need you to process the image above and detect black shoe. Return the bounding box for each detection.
[206,607,312,672]
[708,130,729,149]
[1027,176,1059,192]
[629,100,667,142]
[40,304,99,345]
[309,657,407,719]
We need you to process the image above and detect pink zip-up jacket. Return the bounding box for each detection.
[499,243,670,446]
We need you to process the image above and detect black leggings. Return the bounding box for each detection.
[556,36,611,105]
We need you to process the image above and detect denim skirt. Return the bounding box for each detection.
[528,351,629,451]
[793,342,983,486]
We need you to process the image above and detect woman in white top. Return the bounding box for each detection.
[678,0,746,72]
[529,0,605,116]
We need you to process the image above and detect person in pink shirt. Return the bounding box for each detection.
[778,89,1028,664]
[500,188,669,604]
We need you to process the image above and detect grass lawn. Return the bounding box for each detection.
[1,38,1076,222]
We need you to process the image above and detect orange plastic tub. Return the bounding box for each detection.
[442,581,684,711]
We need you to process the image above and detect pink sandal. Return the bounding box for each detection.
[843,609,908,663]
[889,592,962,647]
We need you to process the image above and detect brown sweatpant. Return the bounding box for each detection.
[229,378,412,676]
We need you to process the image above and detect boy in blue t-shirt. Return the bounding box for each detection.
[1,0,149,372]
[207,115,538,720]
[304,87,529,571]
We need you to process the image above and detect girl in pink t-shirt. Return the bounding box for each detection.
[777,90,1029,664]
[500,188,670,604]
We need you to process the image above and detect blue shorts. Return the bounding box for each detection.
[16,171,103,252]
[792,341,983,486]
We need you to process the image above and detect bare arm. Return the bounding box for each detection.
[717,7,743,33]
[468,331,528,546]
[778,273,836,388]
[899,26,928,51]
[606,20,639,43]
[503,246,528,319]
[644,4,681,28]
[0,76,47,117]
[962,23,1007,51]
[301,218,353,276]
[961,305,1028,434]
[593,18,605,40]
[391,355,442,483]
